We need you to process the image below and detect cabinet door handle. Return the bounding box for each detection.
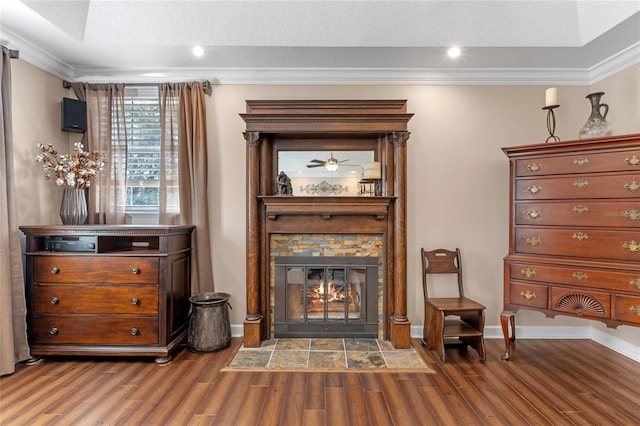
[573,157,589,166]
[624,209,640,221]
[572,232,588,241]
[526,236,541,246]
[629,278,640,290]
[49,327,58,335]
[131,298,139,305]
[630,306,640,317]
[520,268,536,278]
[527,210,541,219]
[50,297,59,304]
[573,179,589,188]
[572,272,588,281]
[131,268,139,274]
[130,328,139,336]
[527,185,542,194]
[573,205,589,214]
[51,267,59,274]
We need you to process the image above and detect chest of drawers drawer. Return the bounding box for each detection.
[510,262,640,294]
[30,316,159,345]
[515,173,640,200]
[515,149,640,176]
[550,287,610,319]
[515,201,640,227]
[33,256,158,284]
[515,227,640,261]
[509,281,548,309]
[33,284,159,315]
[613,295,640,324]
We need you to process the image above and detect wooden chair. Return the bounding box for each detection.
[421,248,486,362]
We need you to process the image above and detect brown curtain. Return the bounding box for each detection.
[159,82,214,294]
[0,46,30,375]
[71,83,128,224]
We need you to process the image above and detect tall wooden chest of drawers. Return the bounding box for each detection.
[20,225,195,364]
[501,134,640,359]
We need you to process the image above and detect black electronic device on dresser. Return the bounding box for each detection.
[20,225,195,364]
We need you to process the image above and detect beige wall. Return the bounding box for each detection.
[10,60,640,349]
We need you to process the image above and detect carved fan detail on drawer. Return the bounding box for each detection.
[554,293,605,316]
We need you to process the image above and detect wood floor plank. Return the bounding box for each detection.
[1,339,638,426]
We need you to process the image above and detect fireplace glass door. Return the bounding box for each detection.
[275,257,378,338]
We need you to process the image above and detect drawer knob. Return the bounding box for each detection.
[572,232,588,241]
[525,236,541,246]
[573,205,589,214]
[572,271,588,281]
[526,163,542,172]
[630,278,640,290]
[130,328,139,336]
[131,268,139,274]
[50,297,59,304]
[49,327,58,335]
[625,154,640,166]
[520,268,536,278]
[623,240,640,253]
[131,297,139,305]
[527,185,542,194]
[520,290,536,300]
[624,181,640,192]
[573,157,589,166]
[573,179,589,188]
[624,209,640,221]
[51,267,59,274]
[527,210,541,220]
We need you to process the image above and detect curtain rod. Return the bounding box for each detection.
[62,80,212,95]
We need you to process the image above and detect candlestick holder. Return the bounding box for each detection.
[543,105,560,142]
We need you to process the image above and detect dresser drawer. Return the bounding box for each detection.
[30,316,159,345]
[509,281,548,309]
[515,173,640,200]
[613,295,640,324]
[510,263,640,294]
[33,284,158,315]
[550,287,610,319]
[515,201,640,227]
[515,149,640,177]
[33,256,158,284]
[515,227,640,262]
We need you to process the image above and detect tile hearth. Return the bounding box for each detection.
[227,338,431,370]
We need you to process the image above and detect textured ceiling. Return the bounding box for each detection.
[1,0,639,84]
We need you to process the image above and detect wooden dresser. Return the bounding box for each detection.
[20,225,194,364]
[501,133,640,360]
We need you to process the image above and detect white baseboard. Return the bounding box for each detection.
[231,324,639,363]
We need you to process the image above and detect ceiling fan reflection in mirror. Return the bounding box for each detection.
[306,152,351,171]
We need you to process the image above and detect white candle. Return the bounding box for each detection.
[363,162,381,179]
[545,87,557,107]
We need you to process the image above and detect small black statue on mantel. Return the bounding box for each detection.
[276,171,293,195]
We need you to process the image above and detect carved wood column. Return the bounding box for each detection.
[390,131,412,349]
[243,131,263,347]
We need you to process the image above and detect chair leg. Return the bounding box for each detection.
[430,310,446,362]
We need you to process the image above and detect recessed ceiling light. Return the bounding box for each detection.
[192,46,205,57]
[447,46,461,58]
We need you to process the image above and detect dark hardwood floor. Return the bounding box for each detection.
[1,338,639,425]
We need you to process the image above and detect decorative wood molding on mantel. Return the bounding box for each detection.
[260,196,392,220]
[241,100,413,349]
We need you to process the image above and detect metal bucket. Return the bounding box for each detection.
[187,292,232,352]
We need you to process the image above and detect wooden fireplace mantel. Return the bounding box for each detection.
[241,100,413,348]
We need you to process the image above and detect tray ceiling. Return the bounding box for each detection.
[1,0,639,84]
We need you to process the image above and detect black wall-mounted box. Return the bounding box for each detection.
[61,97,87,133]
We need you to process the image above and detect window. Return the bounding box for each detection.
[123,87,161,211]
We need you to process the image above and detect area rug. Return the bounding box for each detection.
[221,338,435,373]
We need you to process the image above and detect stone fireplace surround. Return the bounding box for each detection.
[241,100,413,348]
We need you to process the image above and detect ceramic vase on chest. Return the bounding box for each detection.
[60,188,88,225]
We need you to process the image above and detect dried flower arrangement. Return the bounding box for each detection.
[35,142,106,189]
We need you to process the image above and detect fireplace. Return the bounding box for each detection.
[241,100,413,348]
[274,256,379,338]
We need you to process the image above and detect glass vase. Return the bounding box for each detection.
[579,92,613,139]
[60,188,88,225]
